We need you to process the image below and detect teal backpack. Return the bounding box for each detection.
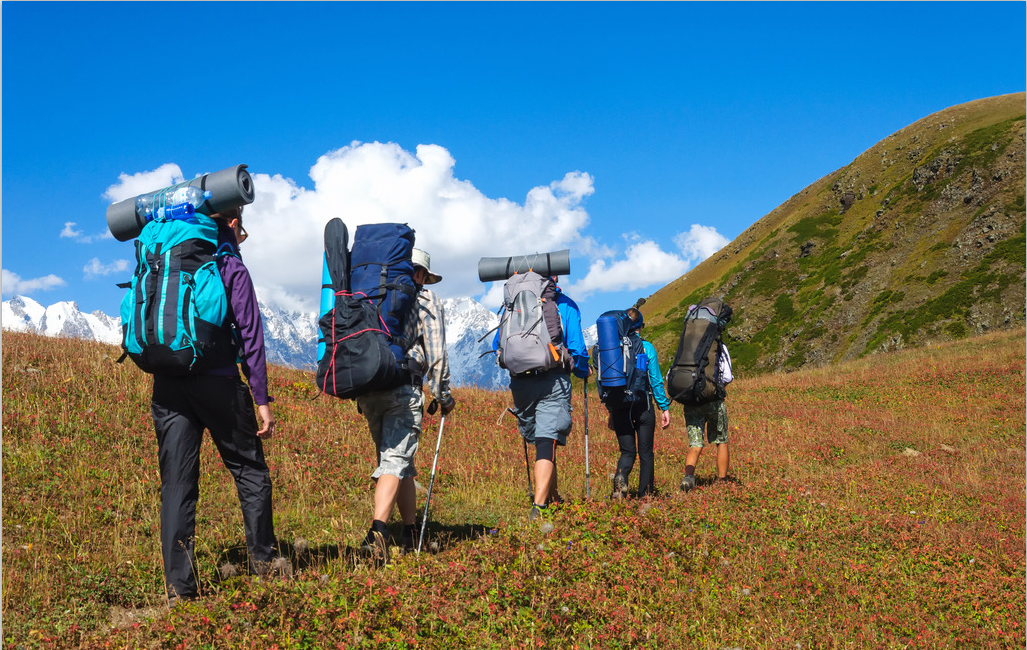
[119,213,237,375]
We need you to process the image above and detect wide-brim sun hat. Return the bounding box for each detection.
[411,248,442,284]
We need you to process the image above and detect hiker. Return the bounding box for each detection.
[497,275,590,519]
[356,247,456,558]
[150,206,285,604]
[601,308,671,498]
[679,340,733,491]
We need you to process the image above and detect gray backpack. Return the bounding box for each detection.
[496,271,565,375]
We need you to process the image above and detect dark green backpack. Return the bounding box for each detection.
[665,298,732,406]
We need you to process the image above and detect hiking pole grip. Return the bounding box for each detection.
[417,414,446,555]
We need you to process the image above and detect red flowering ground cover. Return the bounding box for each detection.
[3,329,1023,649]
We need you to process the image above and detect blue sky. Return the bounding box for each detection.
[3,2,1024,327]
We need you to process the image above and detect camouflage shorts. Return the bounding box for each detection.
[683,400,728,448]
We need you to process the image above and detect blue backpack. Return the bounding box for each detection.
[119,213,237,375]
[591,309,649,405]
[316,220,418,398]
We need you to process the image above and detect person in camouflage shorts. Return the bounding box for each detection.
[680,343,733,491]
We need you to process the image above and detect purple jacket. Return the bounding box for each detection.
[209,224,272,406]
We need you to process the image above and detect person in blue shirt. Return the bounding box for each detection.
[496,276,590,519]
[603,308,671,498]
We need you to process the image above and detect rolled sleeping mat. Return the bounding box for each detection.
[477,249,571,282]
[106,164,256,242]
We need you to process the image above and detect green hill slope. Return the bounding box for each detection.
[644,93,1026,373]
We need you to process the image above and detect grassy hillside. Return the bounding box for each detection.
[2,330,1024,649]
[643,93,1026,374]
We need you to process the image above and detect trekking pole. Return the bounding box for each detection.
[417,414,446,555]
[583,377,590,499]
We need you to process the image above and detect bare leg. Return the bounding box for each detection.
[684,446,703,476]
[373,475,400,523]
[534,460,554,506]
[397,476,417,525]
[716,443,730,480]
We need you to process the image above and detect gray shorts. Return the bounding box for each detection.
[683,399,728,448]
[356,384,423,479]
[509,372,573,446]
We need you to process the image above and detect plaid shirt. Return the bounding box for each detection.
[405,287,453,407]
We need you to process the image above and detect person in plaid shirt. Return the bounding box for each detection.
[356,247,456,563]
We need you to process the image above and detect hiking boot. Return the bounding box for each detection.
[611,474,628,499]
[359,527,390,567]
[529,503,548,521]
[401,524,418,554]
[680,474,697,493]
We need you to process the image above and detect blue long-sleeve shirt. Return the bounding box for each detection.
[554,291,590,379]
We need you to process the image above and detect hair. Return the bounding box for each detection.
[212,206,243,223]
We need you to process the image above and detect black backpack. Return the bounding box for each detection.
[315,219,418,399]
[591,309,650,405]
[665,298,732,406]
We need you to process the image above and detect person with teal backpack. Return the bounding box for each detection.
[116,180,288,603]
[593,306,671,498]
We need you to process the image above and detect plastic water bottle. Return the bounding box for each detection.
[166,186,211,208]
[135,187,211,221]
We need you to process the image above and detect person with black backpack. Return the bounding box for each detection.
[356,247,456,561]
[595,307,671,499]
[665,298,735,492]
[679,340,733,491]
[148,206,287,604]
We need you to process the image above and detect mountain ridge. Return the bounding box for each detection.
[641,92,1026,373]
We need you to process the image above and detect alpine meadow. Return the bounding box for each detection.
[3,93,1026,649]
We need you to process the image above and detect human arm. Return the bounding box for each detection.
[219,255,272,409]
[643,340,671,426]
[414,290,455,414]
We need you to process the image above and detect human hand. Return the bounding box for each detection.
[257,404,276,439]
[442,398,456,416]
[660,410,671,429]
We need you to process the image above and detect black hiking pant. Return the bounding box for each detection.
[151,374,277,600]
[609,399,656,497]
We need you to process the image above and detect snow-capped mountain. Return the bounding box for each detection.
[3,296,122,345]
[583,323,597,350]
[2,295,510,390]
[258,302,319,370]
[442,297,507,390]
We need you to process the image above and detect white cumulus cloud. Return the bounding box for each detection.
[62,221,113,243]
[674,224,730,265]
[568,240,688,298]
[101,146,732,315]
[84,258,131,280]
[238,142,595,313]
[103,163,184,203]
[2,269,66,296]
[567,223,730,299]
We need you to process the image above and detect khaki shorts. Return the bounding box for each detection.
[357,384,423,479]
[683,399,728,448]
